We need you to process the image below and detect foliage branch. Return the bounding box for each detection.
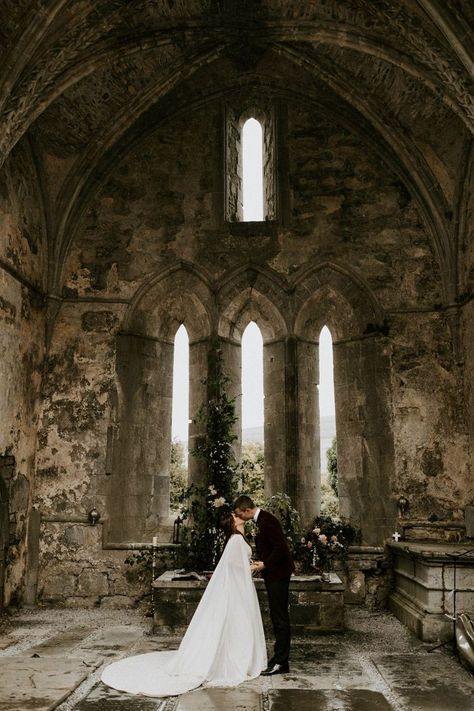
[176,347,240,570]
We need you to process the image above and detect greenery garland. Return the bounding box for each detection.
[176,348,240,570]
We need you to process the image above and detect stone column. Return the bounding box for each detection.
[106,333,174,543]
[334,336,395,545]
[218,338,242,466]
[0,475,8,611]
[296,338,320,528]
[188,337,241,490]
[284,336,299,504]
[264,339,287,496]
[188,338,210,487]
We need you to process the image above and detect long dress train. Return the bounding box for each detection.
[101,534,267,697]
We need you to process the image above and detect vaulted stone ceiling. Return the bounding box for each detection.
[0,0,472,299]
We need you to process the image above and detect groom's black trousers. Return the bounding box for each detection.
[265,578,291,665]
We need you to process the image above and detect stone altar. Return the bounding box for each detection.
[389,541,474,642]
[152,572,344,636]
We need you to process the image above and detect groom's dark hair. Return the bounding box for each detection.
[233,494,255,510]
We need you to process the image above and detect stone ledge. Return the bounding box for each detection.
[388,541,474,563]
[389,541,474,642]
[152,573,345,636]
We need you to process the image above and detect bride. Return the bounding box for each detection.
[101,512,267,697]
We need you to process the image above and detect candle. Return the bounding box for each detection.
[152,536,158,547]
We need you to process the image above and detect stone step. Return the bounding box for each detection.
[0,656,89,711]
[28,625,94,657]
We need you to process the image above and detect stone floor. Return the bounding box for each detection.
[0,606,473,711]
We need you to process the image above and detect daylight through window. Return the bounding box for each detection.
[242,118,264,221]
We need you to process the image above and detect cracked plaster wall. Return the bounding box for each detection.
[0,140,46,605]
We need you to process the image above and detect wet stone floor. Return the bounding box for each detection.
[0,607,473,711]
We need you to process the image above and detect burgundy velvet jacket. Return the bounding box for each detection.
[254,509,295,584]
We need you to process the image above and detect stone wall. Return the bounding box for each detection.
[0,140,46,605]
[460,149,474,485]
[15,96,474,604]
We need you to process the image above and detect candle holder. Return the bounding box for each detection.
[173,515,183,544]
[88,507,100,525]
[397,496,409,517]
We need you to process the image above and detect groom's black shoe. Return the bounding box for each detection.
[261,662,290,676]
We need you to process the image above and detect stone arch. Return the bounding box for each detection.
[216,266,291,499]
[106,265,214,544]
[293,263,395,543]
[217,265,289,342]
[293,261,383,341]
[124,263,214,341]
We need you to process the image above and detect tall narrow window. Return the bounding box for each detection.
[242,118,264,221]
[318,326,338,514]
[170,324,189,511]
[241,321,264,501]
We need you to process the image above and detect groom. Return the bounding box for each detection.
[233,494,295,675]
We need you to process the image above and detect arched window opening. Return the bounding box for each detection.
[318,326,338,516]
[170,324,189,512]
[241,321,264,501]
[242,118,264,222]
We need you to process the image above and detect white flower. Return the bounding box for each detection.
[213,497,226,508]
[313,527,321,534]
[319,534,328,545]
[208,486,217,495]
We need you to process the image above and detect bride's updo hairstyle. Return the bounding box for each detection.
[219,511,236,543]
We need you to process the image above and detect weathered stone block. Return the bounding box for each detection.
[291,604,321,627]
[77,569,109,597]
[42,573,76,598]
[154,601,189,629]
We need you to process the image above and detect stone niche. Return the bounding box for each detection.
[152,572,344,637]
[389,541,474,642]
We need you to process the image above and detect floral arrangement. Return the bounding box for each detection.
[294,515,357,573]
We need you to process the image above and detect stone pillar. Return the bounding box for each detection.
[188,337,242,490]
[462,301,474,477]
[0,475,8,611]
[188,338,210,487]
[219,338,242,465]
[334,336,395,545]
[296,338,320,528]
[106,333,174,543]
[23,508,41,606]
[264,339,287,496]
[285,336,299,504]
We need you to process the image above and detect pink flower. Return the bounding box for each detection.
[307,541,313,549]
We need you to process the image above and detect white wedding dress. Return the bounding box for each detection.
[101,534,267,697]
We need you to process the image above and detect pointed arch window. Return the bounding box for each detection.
[241,321,265,500]
[242,119,264,221]
[225,104,279,223]
[242,321,264,437]
[318,326,338,514]
[170,324,189,511]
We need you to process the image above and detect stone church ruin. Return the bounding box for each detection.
[0,1,473,644]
